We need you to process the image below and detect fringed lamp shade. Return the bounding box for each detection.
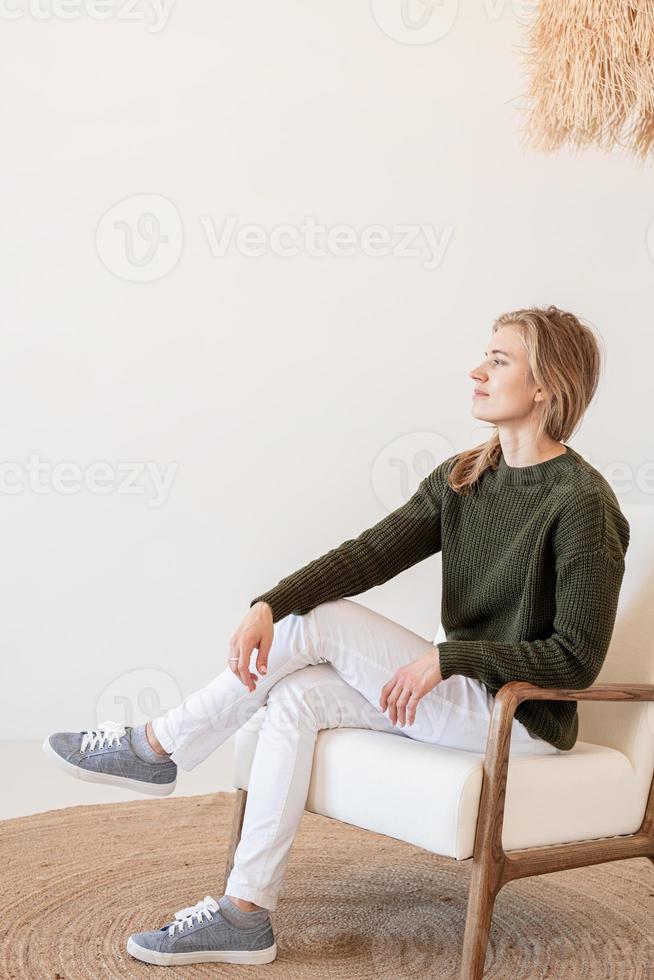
[521,0,654,159]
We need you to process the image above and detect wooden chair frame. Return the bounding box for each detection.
[223,680,654,978]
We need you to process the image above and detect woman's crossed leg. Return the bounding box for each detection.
[152,597,550,771]
[223,659,413,910]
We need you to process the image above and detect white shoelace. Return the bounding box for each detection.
[168,896,220,936]
[80,720,127,752]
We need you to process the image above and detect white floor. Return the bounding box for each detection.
[1,739,237,821]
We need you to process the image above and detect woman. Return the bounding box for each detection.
[43,304,630,968]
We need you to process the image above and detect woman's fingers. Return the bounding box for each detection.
[383,680,405,726]
[238,641,257,692]
[229,605,274,692]
[379,672,400,712]
[255,634,272,676]
[228,635,256,692]
[381,677,421,727]
[405,693,421,726]
[228,638,241,679]
[395,687,413,727]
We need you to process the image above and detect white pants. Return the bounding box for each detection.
[152,598,560,911]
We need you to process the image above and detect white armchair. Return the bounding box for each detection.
[224,503,654,979]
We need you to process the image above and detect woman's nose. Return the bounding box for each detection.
[469,365,486,381]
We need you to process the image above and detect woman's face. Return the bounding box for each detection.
[469,324,543,425]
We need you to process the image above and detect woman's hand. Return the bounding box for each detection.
[379,648,443,727]
[228,601,274,692]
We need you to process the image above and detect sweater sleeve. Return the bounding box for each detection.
[436,545,626,691]
[249,462,449,623]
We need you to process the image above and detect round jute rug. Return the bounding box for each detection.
[1,792,652,979]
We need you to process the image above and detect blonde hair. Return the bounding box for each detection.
[448,305,603,495]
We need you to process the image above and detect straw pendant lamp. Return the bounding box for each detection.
[520,0,654,160]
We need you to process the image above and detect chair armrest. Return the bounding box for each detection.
[489,681,654,751]
[484,681,654,777]
[498,680,654,706]
[472,681,654,879]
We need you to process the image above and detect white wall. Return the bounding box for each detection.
[1,2,651,739]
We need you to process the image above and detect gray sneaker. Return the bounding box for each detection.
[126,895,277,966]
[42,720,177,797]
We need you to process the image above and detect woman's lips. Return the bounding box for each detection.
[473,391,489,398]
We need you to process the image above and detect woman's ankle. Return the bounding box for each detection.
[145,720,169,756]
[225,894,265,912]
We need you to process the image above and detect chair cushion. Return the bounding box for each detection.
[232,707,646,859]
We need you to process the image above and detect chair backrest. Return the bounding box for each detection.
[585,503,654,784]
[434,503,654,789]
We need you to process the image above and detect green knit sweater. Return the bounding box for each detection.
[250,444,630,751]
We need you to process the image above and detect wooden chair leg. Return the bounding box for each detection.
[459,856,503,980]
[222,788,247,894]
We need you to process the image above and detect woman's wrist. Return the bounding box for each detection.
[252,600,274,617]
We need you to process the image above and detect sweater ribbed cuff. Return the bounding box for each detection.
[250,597,275,616]
[436,640,486,683]
[250,592,294,623]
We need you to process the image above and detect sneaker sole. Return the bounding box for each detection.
[41,736,176,797]
[126,936,278,965]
